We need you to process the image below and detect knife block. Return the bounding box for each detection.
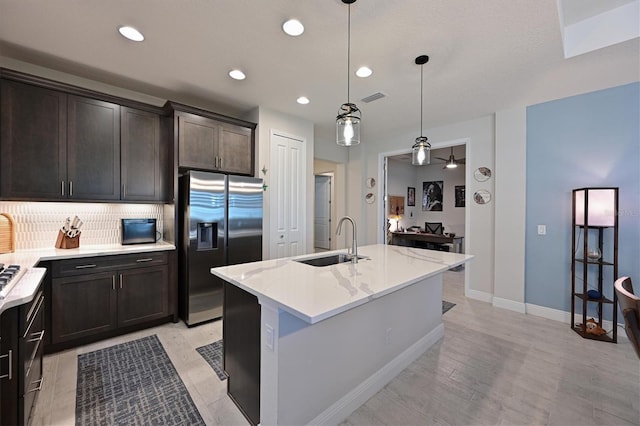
[55,230,80,249]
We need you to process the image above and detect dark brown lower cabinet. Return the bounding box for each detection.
[223,281,261,426]
[48,252,171,351]
[0,284,45,426]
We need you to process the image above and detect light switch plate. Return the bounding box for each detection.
[537,225,546,235]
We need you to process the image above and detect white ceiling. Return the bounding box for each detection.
[0,0,638,146]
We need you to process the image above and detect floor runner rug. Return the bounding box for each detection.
[442,300,456,314]
[196,340,227,381]
[76,334,205,425]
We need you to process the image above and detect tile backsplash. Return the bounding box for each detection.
[0,202,164,250]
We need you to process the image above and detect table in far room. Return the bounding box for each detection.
[390,231,464,253]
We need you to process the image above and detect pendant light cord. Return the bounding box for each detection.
[420,63,423,137]
[347,3,351,104]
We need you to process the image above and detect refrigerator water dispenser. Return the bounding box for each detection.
[197,222,217,250]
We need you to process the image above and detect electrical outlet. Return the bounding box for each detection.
[265,324,274,351]
[537,225,546,235]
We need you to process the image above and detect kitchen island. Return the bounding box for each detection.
[211,244,473,425]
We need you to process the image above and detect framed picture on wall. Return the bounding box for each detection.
[389,196,405,216]
[407,187,416,206]
[455,185,465,207]
[422,181,443,211]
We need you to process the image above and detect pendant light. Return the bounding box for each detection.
[411,55,431,165]
[336,0,361,146]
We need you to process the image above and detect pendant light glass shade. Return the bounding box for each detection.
[337,103,361,146]
[412,136,430,165]
[337,0,361,146]
[411,55,430,165]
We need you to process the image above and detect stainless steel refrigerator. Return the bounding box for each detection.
[178,171,263,326]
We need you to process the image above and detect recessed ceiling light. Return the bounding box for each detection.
[297,96,310,105]
[228,69,246,80]
[282,19,304,36]
[356,66,373,78]
[118,26,144,42]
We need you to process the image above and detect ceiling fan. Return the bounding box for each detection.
[435,147,465,169]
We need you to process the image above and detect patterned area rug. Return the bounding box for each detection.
[196,340,227,381]
[442,300,456,314]
[75,335,205,426]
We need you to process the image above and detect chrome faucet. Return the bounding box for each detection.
[336,216,358,263]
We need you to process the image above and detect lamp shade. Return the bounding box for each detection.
[411,136,430,165]
[574,188,617,227]
[336,105,361,146]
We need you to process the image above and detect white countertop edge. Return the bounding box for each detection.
[35,241,176,262]
[212,246,474,324]
[0,267,46,314]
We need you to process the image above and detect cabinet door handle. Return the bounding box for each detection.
[0,350,12,380]
[61,181,65,196]
[27,330,45,343]
[219,157,222,168]
[69,180,73,197]
[27,377,44,393]
[135,258,153,263]
[122,183,126,198]
[119,274,123,289]
[75,264,97,269]
[112,275,116,290]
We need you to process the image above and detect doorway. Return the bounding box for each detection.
[380,141,470,296]
[314,175,332,251]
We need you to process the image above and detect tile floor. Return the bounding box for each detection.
[31,270,640,425]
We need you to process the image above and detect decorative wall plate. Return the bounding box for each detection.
[473,167,492,182]
[365,193,375,204]
[473,189,491,204]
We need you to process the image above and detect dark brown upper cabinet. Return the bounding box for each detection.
[170,102,255,176]
[0,69,170,203]
[67,95,120,200]
[121,107,168,202]
[0,80,67,200]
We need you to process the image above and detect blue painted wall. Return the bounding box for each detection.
[525,82,640,318]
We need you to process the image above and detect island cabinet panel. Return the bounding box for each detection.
[67,95,121,200]
[0,80,67,200]
[47,251,172,352]
[121,106,168,201]
[223,281,261,426]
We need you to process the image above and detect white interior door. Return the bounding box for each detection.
[270,132,306,259]
[314,175,331,250]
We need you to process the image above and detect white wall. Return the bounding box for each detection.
[248,106,315,259]
[493,107,527,311]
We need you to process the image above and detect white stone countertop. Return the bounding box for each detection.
[211,244,473,324]
[0,241,176,314]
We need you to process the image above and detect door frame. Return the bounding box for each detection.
[378,138,471,296]
[314,173,333,251]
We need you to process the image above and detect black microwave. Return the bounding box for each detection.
[121,219,157,245]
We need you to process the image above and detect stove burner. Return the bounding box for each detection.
[0,263,24,299]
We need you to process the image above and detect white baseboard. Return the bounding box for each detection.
[308,323,445,426]
[493,297,526,313]
[466,288,493,303]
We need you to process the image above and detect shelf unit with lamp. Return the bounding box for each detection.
[571,187,619,343]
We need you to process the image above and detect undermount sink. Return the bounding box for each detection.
[294,253,367,267]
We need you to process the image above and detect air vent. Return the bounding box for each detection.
[361,92,386,103]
